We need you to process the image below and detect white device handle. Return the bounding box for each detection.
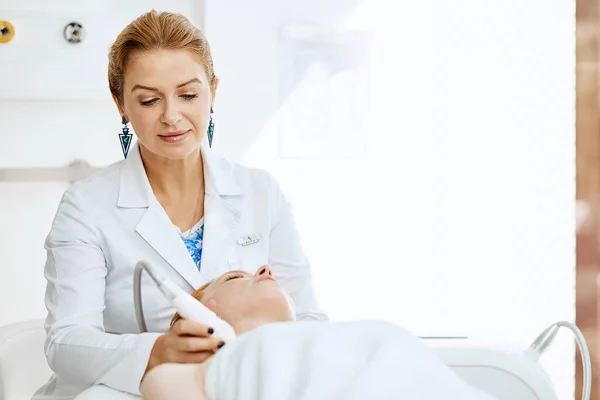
[133,261,237,343]
[160,280,237,342]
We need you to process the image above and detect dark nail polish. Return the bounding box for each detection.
[217,341,225,348]
[208,327,214,335]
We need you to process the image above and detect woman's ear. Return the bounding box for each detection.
[111,94,128,121]
[205,298,217,314]
[210,76,219,109]
[112,94,123,113]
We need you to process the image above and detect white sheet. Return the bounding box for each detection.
[204,320,497,400]
[74,385,140,400]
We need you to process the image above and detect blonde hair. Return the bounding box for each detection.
[108,9,217,103]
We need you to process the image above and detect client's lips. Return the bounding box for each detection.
[255,275,276,284]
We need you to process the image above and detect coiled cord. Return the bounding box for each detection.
[133,260,166,333]
[525,321,591,400]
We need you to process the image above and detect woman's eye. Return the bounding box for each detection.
[140,94,196,106]
[225,274,243,282]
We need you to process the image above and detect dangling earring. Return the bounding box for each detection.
[119,116,133,159]
[207,108,215,148]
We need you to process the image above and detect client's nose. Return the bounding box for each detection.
[256,265,273,277]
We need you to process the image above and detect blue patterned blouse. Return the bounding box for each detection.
[177,218,204,270]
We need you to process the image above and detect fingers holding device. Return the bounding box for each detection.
[169,318,225,353]
[133,261,236,375]
[144,319,225,375]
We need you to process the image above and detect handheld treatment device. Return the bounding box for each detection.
[133,260,237,342]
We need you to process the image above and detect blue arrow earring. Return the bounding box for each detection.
[119,116,133,159]
[207,108,214,148]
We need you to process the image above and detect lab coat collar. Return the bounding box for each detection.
[117,139,242,208]
[200,140,244,197]
[116,139,244,288]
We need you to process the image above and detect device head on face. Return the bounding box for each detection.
[171,265,296,331]
[108,9,219,160]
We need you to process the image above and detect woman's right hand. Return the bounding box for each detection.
[144,319,226,377]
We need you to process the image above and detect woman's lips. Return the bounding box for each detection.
[158,130,190,143]
[255,275,276,284]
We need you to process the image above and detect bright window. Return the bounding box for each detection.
[240,1,576,398]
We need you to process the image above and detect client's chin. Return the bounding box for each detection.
[255,297,296,324]
[230,298,295,335]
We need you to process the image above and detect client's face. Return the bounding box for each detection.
[199,265,296,326]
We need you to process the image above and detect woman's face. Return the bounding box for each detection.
[201,265,296,324]
[117,48,217,160]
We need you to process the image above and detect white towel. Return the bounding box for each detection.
[204,320,496,400]
[74,385,140,400]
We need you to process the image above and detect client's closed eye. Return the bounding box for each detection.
[225,273,244,282]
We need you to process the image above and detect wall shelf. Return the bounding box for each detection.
[0,160,103,183]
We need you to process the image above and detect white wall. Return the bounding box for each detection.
[0,0,576,398]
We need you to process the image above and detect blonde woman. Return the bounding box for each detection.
[33,10,326,400]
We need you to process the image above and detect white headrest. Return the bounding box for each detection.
[0,319,52,400]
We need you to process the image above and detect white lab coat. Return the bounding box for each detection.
[32,141,327,400]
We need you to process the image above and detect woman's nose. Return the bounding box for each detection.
[256,265,272,277]
[161,100,182,126]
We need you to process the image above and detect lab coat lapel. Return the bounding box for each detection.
[118,142,204,289]
[200,192,241,279]
[135,200,204,289]
[199,141,243,280]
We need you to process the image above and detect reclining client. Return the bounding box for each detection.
[140,265,496,400]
